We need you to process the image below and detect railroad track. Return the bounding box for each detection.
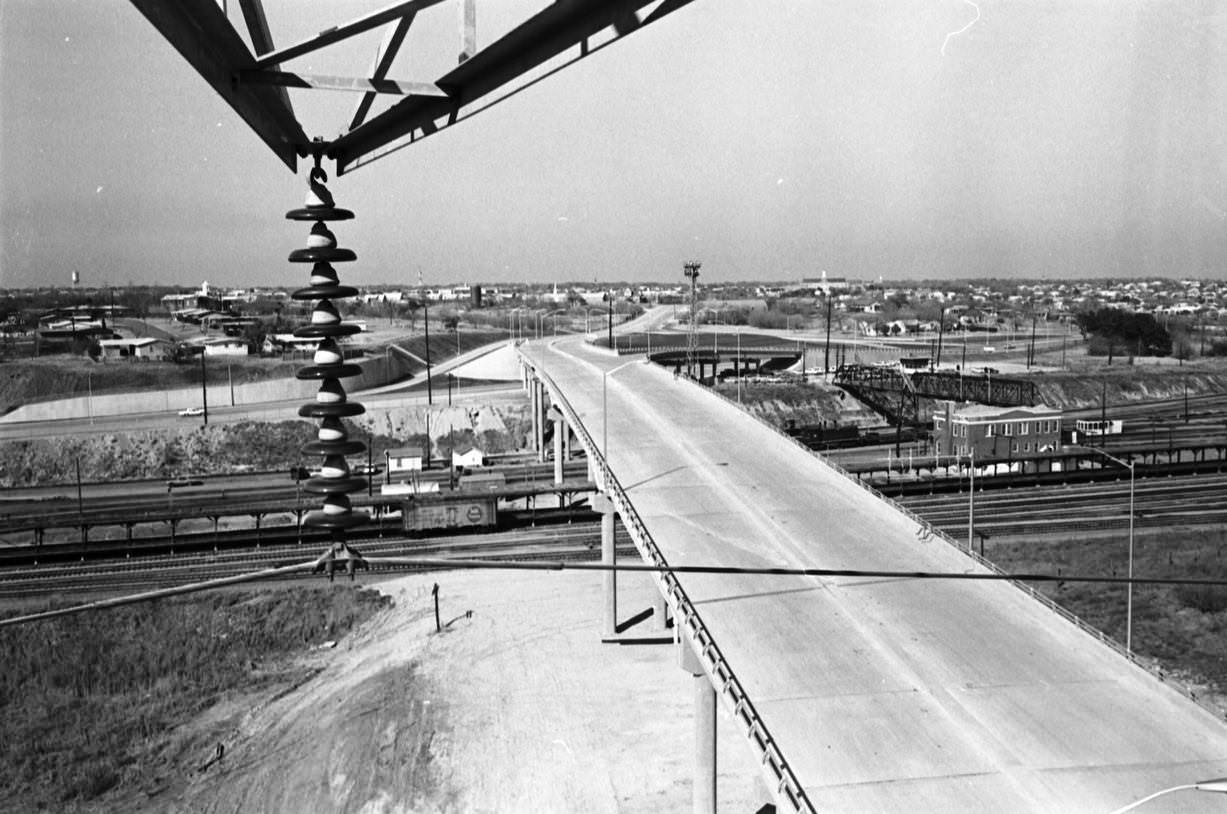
[899,472,1227,537]
[0,522,631,600]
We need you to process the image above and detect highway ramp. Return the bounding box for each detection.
[523,336,1227,812]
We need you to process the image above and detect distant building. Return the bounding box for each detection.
[452,446,485,469]
[203,337,249,357]
[97,337,167,360]
[933,401,1063,467]
[386,446,424,481]
[263,333,320,355]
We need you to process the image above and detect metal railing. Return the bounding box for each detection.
[518,350,815,814]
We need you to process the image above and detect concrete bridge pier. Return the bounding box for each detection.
[548,406,566,484]
[533,380,547,463]
[679,638,717,814]
[592,493,618,639]
[653,590,669,631]
[529,378,541,459]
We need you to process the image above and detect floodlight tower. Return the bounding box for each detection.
[684,261,701,377]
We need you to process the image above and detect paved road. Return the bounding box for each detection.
[523,335,1227,812]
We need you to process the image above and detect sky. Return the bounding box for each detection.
[2,0,1226,290]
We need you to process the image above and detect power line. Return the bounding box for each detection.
[7,551,1226,629]
[0,558,323,628]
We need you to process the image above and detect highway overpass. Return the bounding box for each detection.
[518,335,1227,813]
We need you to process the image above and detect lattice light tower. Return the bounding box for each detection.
[287,165,369,572]
[683,261,701,377]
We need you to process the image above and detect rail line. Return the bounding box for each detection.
[0,522,632,601]
[899,472,1227,536]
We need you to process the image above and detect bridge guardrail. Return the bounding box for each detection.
[691,373,1225,722]
[519,350,816,814]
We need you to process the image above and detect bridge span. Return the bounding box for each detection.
[518,336,1227,813]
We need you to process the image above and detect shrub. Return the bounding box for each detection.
[1176,584,1227,614]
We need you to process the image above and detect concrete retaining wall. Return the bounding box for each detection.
[1,353,416,423]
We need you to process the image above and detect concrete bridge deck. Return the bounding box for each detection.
[520,336,1227,812]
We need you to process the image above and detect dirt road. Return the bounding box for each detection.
[154,570,769,813]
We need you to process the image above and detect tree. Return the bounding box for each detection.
[1075,308,1172,357]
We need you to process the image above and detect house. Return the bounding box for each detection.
[932,401,1064,471]
[203,337,249,356]
[385,446,424,481]
[452,446,485,469]
[96,337,167,360]
[263,333,320,355]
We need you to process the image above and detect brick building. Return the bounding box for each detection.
[933,401,1063,464]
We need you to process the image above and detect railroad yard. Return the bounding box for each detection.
[5,354,1227,809]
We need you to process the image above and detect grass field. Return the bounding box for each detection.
[0,586,391,811]
[985,527,1227,706]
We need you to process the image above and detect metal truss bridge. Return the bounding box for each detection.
[834,363,1040,425]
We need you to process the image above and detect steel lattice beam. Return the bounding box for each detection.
[128,0,699,174]
[129,0,307,170]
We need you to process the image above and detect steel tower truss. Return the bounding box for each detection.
[130,0,698,175]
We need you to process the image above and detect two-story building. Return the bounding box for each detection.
[933,401,1064,470]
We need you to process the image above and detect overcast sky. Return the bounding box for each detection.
[2,0,1226,290]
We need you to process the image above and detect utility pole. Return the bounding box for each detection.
[1100,379,1108,446]
[420,270,432,405]
[423,296,433,405]
[1027,314,1037,369]
[823,294,834,375]
[200,350,209,425]
[934,306,945,371]
[684,262,701,377]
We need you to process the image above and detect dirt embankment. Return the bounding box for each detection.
[0,400,533,489]
[1032,366,1227,410]
[726,364,1227,432]
[0,422,320,487]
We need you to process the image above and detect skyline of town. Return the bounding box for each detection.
[5,2,1227,289]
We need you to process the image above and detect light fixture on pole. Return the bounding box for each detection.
[1107,777,1227,814]
[683,262,701,377]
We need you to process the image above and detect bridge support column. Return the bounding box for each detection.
[679,639,717,814]
[592,493,617,639]
[653,590,669,631]
[534,381,547,463]
[551,410,565,485]
[529,378,540,457]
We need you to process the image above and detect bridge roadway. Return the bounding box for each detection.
[520,336,1227,812]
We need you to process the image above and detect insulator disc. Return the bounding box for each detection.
[304,510,369,529]
[291,285,360,301]
[297,364,364,380]
[302,440,367,456]
[289,247,357,263]
[298,403,366,418]
[285,207,354,222]
[303,476,369,494]
[294,324,361,338]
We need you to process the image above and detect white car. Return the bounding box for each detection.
[178,406,205,417]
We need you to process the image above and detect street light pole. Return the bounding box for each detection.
[736,331,742,405]
[968,450,975,553]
